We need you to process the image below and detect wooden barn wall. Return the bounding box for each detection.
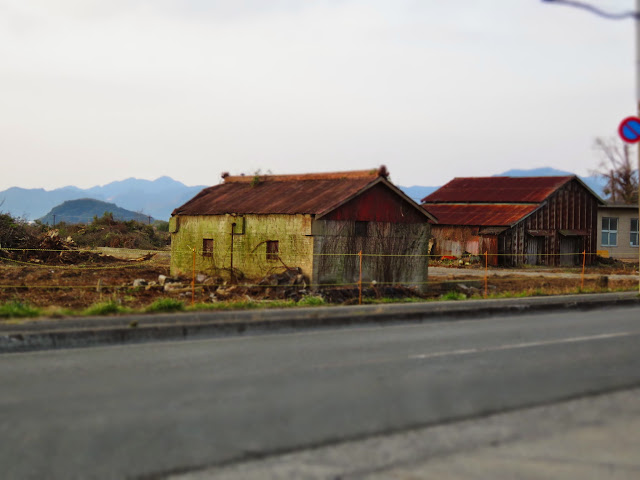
[428,225,500,265]
[312,220,430,291]
[500,180,599,266]
[321,183,427,224]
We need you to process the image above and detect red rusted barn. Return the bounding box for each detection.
[421,176,604,266]
[170,167,436,290]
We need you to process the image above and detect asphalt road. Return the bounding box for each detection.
[2,305,640,479]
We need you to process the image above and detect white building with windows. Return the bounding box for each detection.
[597,204,639,261]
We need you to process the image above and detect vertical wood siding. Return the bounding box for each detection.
[312,220,430,291]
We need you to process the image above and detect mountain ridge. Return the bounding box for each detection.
[38,198,154,225]
[0,177,208,221]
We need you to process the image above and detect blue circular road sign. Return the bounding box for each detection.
[618,116,640,143]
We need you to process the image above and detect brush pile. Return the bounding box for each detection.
[0,214,115,265]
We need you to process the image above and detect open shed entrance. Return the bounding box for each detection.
[558,231,585,266]
[526,236,544,265]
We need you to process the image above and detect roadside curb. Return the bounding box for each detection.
[1,292,639,354]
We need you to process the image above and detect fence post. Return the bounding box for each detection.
[192,247,196,306]
[358,250,363,305]
[230,222,235,284]
[581,249,586,290]
[484,251,488,298]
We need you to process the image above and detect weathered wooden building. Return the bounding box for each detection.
[422,176,604,266]
[170,168,436,290]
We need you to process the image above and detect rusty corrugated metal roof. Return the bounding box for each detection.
[172,168,432,218]
[421,176,574,204]
[421,204,540,226]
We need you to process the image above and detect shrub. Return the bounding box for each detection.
[0,301,41,319]
[145,298,185,313]
[298,295,326,306]
[154,220,169,232]
[0,213,39,249]
[61,215,170,249]
[83,300,129,316]
[440,291,466,301]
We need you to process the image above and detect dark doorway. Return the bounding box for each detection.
[559,236,581,266]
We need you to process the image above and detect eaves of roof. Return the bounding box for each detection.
[421,203,541,227]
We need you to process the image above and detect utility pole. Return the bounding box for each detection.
[636,0,640,293]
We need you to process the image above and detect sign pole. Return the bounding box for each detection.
[636,0,640,294]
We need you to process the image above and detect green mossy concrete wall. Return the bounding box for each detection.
[170,214,314,281]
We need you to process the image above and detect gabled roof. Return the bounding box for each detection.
[173,168,436,221]
[422,176,581,204]
[421,175,604,227]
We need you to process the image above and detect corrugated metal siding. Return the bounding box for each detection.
[422,176,573,203]
[430,225,500,265]
[322,183,428,223]
[421,204,539,226]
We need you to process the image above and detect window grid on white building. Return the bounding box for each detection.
[602,217,618,247]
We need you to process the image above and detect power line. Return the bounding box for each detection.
[542,0,640,20]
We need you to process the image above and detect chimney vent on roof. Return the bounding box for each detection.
[378,165,389,178]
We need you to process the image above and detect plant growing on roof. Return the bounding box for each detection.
[250,169,273,187]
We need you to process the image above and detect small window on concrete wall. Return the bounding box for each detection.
[266,240,279,261]
[602,217,618,247]
[355,221,368,237]
[202,238,213,257]
[631,218,639,247]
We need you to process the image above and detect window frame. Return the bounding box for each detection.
[354,221,368,237]
[631,218,639,247]
[601,217,618,247]
[202,238,214,257]
[266,240,279,261]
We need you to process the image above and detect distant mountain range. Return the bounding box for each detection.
[0,169,608,223]
[38,199,153,225]
[0,176,207,221]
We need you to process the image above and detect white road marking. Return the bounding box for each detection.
[409,331,640,360]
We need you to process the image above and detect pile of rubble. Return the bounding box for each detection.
[250,267,308,300]
[128,267,426,305]
[0,229,119,265]
[128,267,310,302]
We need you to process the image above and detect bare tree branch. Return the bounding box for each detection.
[591,138,639,204]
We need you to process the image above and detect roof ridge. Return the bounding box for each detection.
[224,169,383,183]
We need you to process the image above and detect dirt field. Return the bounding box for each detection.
[0,249,638,314]
[0,253,172,311]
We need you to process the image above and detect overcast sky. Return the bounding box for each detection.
[0,0,636,190]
